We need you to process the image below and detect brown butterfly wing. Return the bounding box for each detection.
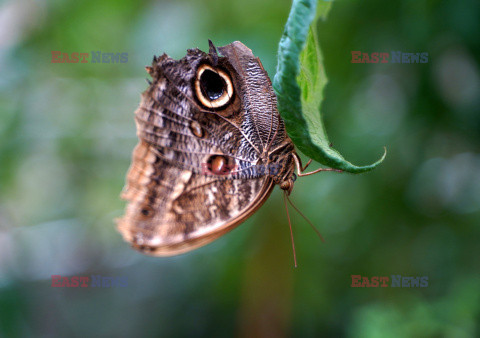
[116,41,290,256]
[117,140,274,256]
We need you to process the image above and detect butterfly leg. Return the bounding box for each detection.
[301,159,312,172]
[293,153,343,177]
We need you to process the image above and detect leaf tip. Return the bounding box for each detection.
[337,146,387,174]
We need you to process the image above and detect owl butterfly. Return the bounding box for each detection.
[117,40,336,258]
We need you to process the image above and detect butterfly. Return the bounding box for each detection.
[116,40,334,257]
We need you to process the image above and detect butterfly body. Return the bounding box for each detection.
[117,41,297,256]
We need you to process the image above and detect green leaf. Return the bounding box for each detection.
[273,0,386,173]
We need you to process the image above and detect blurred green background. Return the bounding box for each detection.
[1,0,479,336]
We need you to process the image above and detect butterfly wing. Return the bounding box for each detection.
[117,41,284,256]
[117,140,274,256]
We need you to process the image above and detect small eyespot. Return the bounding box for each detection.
[194,64,233,109]
[190,120,204,138]
[139,205,154,219]
[205,155,236,176]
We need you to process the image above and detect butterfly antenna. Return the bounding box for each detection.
[284,191,298,268]
[208,39,219,66]
[286,194,325,243]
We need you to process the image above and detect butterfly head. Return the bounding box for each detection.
[280,173,296,195]
[275,153,296,195]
